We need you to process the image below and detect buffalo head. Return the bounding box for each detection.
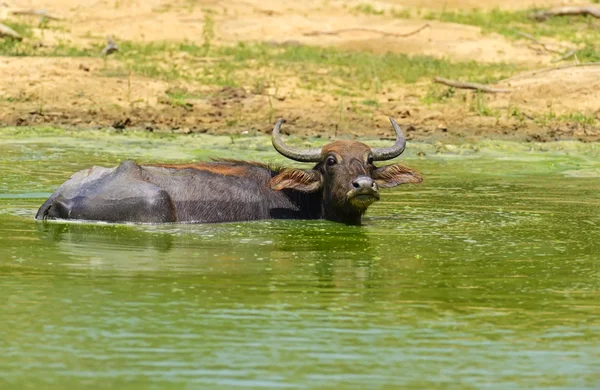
[269,118,422,224]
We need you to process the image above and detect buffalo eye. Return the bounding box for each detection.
[367,155,374,164]
[326,156,337,166]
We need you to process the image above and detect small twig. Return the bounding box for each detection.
[0,22,22,40]
[10,9,62,20]
[514,30,563,54]
[499,62,600,83]
[533,6,600,21]
[551,49,576,63]
[433,77,511,93]
[303,24,430,38]
[522,112,536,121]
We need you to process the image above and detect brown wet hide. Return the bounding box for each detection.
[36,140,422,225]
[148,160,273,179]
[151,163,249,177]
[269,169,323,192]
[320,140,372,161]
[268,139,422,223]
[319,142,375,211]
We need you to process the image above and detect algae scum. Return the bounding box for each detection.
[1,128,599,389]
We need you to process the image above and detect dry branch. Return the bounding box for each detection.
[304,24,430,38]
[533,6,600,21]
[514,30,564,54]
[10,9,63,20]
[433,77,511,93]
[0,22,22,40]
[552,49,577,63]
[499,62,600,83]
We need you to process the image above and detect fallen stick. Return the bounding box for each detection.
[0,22,22,40]
[551,49,576,63]
[304,24,430,38]
[499,62,600,83]
[433,77,511,93]
[10,9,63,20]
[533,6,600,21]
[514,30,563,54]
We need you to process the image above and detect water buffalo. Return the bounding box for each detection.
[36,118,422,225]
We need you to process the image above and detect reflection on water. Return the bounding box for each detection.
[1,130,599,389]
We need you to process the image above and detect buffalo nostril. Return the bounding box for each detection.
[352,176,377,191]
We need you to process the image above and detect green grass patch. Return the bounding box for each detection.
[352,3,385,16]
[159,87,195,110]
[1,21,34,38]
[102,41,519,91]
[423,8,600,62]
[0,22,33,53]
[472,91,498,117]
[258,43,517,84]
[422,7,599,40]
[422,85,456,105]
[0,39,97,57]
[423,8,530,37]
[0,95,18,103]
[574,46,600,62]
[559,112,597,126]
[533,110,597,127]
[0,37,520,94]
[390,8,412,19]
[361,99,379,107]
[0,38,22,54]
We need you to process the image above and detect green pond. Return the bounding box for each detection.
[0,128,599,389]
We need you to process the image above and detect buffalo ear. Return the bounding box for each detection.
[373,164,422,188]
[270,169,323,192]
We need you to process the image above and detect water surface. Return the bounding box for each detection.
[1,129,599,389]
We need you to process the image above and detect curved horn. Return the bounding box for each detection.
[372,117,407,161]
[271,118,322,162]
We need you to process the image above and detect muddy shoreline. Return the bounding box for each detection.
[2,98,598,143]
[1,0,599,142]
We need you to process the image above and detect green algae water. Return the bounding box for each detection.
[1,128,599,389]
